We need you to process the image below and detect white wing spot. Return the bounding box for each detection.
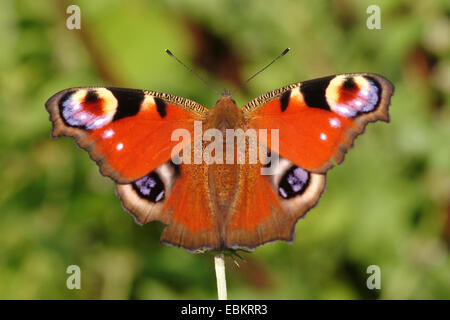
[103,129,115,139]
[116,143,124,151]
[155,191,164,202]
[360,88,369,97]
[334,104,357,117]
[320,133,327,141]
[93,118,105,127]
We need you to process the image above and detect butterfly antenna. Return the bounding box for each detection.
[165,49,220,95]
[231,48,290,95]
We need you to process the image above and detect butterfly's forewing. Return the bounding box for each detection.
[116,160,222,251]
[243,73,394,173]
[224,73,394,249]
[160,161,221,250]
[46,87,207,183]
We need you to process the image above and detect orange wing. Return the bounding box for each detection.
[224,160,326,249]
[243,73,394,173]
[116,160,221,251]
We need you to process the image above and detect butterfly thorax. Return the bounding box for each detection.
[206,96,242,134]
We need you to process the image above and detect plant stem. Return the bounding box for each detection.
[214,253,227,300]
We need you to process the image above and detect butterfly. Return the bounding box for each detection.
[45,73,394,252]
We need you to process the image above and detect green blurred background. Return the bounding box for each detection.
[1,0,449,299]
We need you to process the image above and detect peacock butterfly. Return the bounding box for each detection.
[45,72,394,252]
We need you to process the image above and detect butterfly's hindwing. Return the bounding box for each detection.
[116,161,180,225]
[224,155,326,250]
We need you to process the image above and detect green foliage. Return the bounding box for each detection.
[0,0,449,299]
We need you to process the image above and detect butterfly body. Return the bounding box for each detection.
[46,73,393,252]
[205,95,252,218]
